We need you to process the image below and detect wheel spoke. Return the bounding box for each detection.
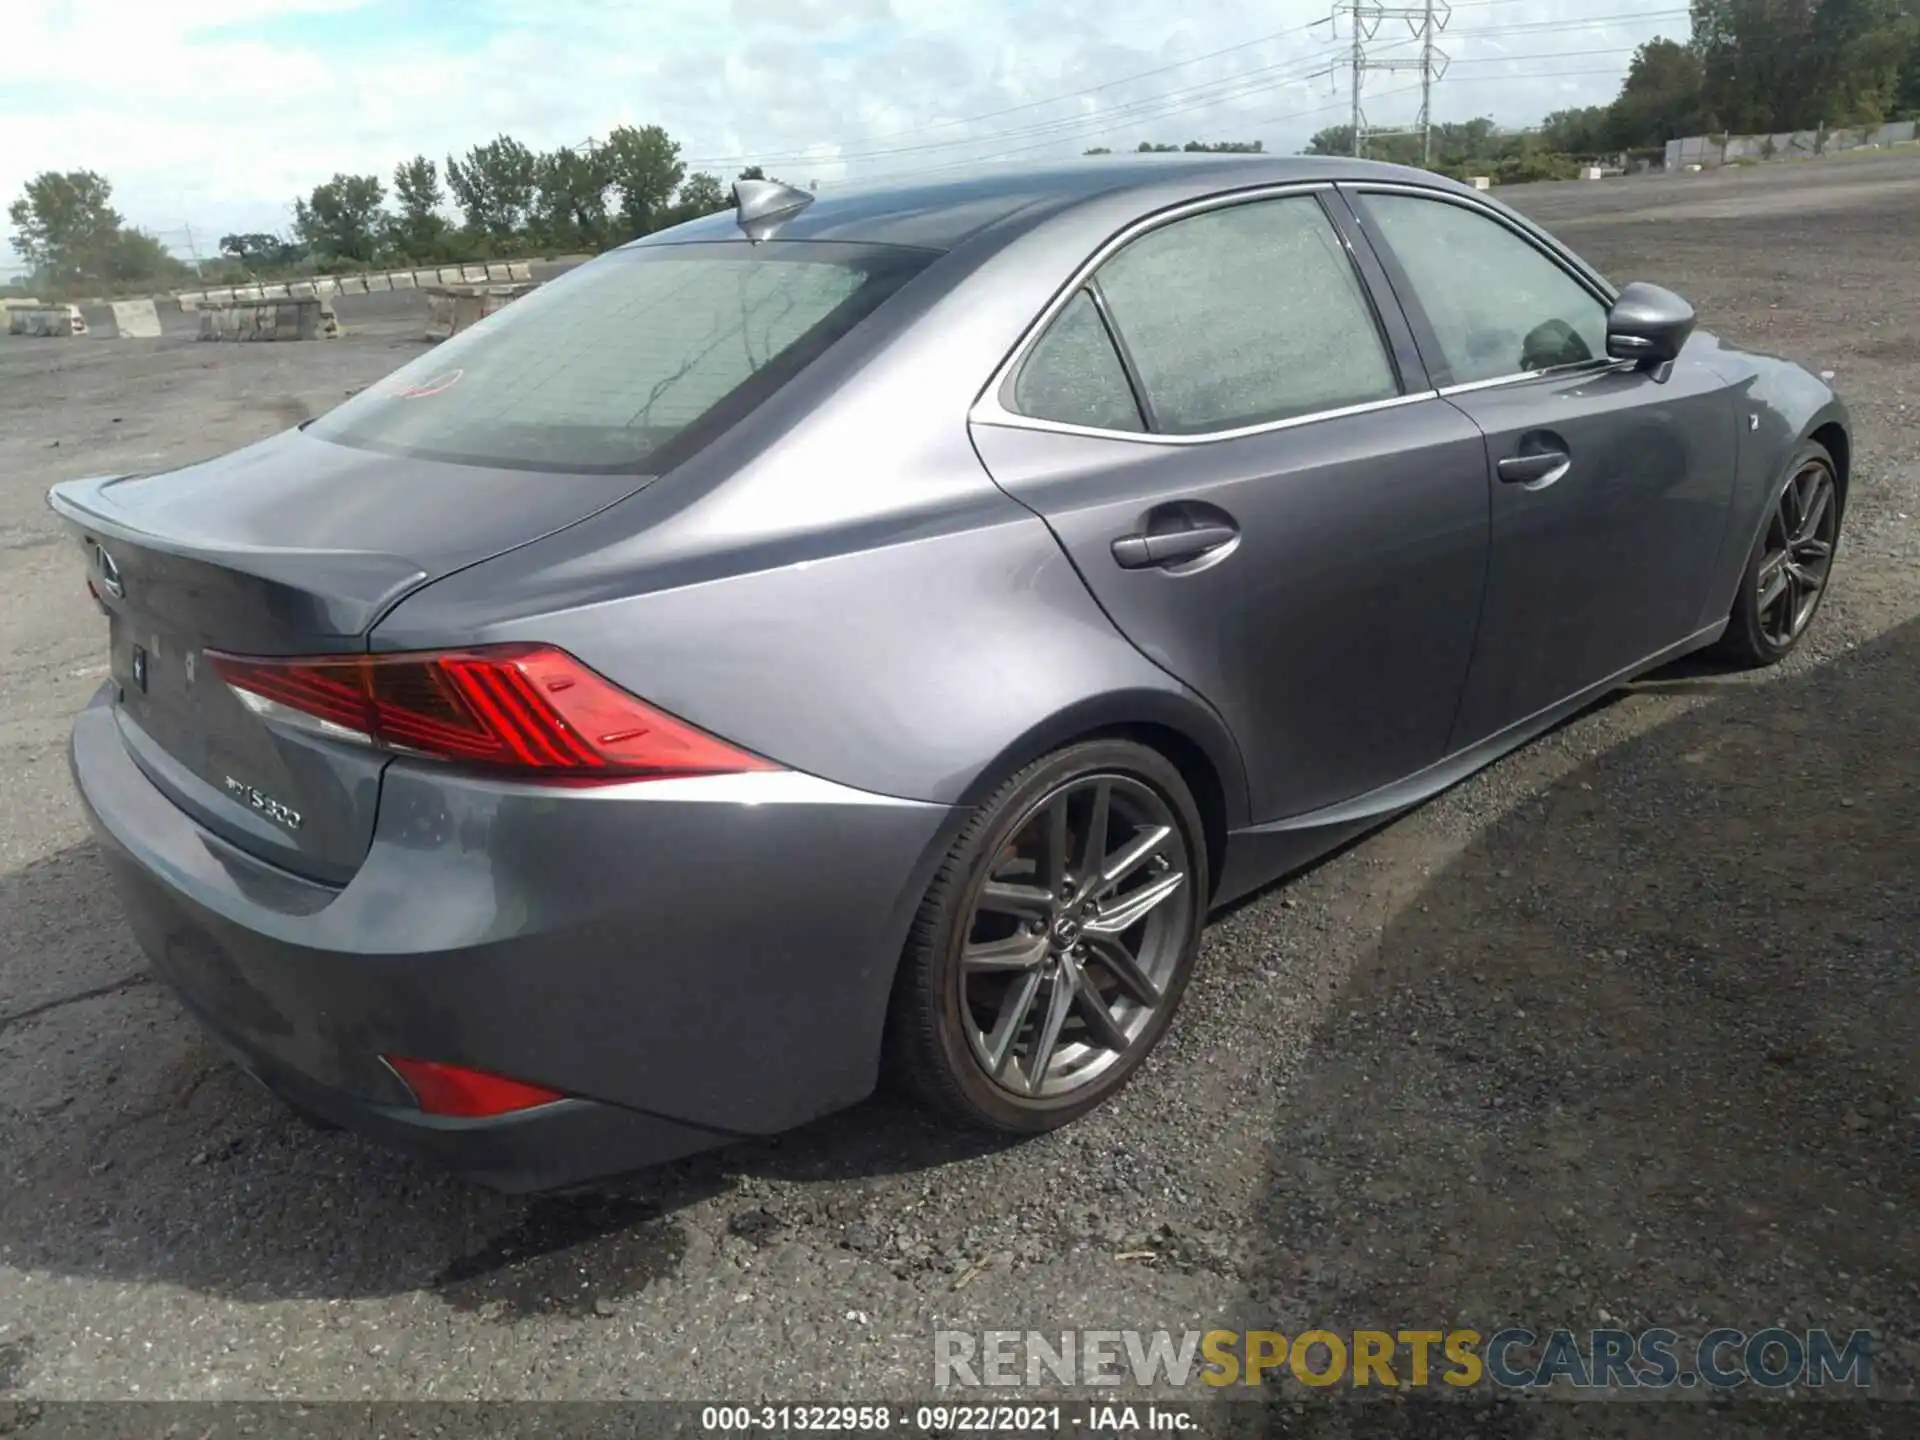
[978,881,1053,921]
[964,932,1047,972]
[1086,933,1161,1006]
[1074,780,1111,891]
[1042,796,1071,892]
[1026,965,1077,1092]
[1786,560,1824,594]
[1097,824,1173,896]
[1792,538,1833,565]
[1756,555,1790,614]
[982,968,1044,1075]
[1793,479,1832,546]
[1069,955,1131,1052]
[1085,870,1186,936]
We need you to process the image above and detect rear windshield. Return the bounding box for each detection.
[310,240,935,473]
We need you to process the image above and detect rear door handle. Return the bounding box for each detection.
[1111,522,1240,570]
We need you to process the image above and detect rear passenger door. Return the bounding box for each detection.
[970,187,1492,825]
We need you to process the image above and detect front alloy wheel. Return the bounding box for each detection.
[887,739,1207,1133]
[1721,442,1841,668]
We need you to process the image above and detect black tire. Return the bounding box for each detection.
[1717,441,1842,669]
[885,738,1208,1134]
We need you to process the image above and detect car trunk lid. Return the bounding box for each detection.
[50,428,652,884]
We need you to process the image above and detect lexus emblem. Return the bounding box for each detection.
[93,542,124,599]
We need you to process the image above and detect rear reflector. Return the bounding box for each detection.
[384,1056,566,1118]
[207,643,776,783]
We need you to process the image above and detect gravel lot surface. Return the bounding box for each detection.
[0,157,1914,1430]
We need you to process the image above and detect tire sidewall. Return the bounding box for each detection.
[925,739,1208,1132]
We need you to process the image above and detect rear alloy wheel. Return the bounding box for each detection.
[1719,443,1840,668]
[887,740,1206,1133]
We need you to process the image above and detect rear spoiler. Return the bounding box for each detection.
[48,474,430,649]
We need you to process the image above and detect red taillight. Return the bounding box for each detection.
[206,643,776,783]
[384,1056,565,1118]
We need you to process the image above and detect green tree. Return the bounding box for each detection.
[218,232,304,268]
[532,146,611,251]
[667,171,727,226]
[389,155,451,261]
[1608,37,1707,147]
[603,124,687,238]
[1082,147,1113,155]
[292,173,386,264]
[6,169,123,284]
[737,165,767,181]
[446,135,539,245]
[113,229,190,286]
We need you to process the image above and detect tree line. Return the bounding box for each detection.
[1309,0,1920,180]
[6,123,775,293]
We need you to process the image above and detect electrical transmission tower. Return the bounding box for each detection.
[1329,1,1451,163]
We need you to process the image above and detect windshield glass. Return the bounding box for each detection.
[310,240,935,473]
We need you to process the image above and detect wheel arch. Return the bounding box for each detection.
[951,687,1250,904]
[1808,417,1850,517]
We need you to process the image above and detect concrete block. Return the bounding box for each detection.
[414,270,441,288]
[461,265,490,283]
[314,277,338,296]
[507,261,533,282]
[1468,176,1491,191]
[176,292,206,311]
[363,273,391,292]
[386,271,414,289]
[438,267,466,286]
[109,298,163,338]
[335,275,367,295]
[485,263,513,282]
[8,305,75,336]
[289,281,317,299]
[261,283,290,299]
[1579,166,1604,181]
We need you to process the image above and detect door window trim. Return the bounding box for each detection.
[1339,183,1632,397]
[971,181,1439,447]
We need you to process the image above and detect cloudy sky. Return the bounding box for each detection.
[3,0,1690,259]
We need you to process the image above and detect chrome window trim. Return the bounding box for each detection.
[971,180,1424,446]
[972,388,1442,447]
[1436,357,1638,398]
[1339,180,1621,308]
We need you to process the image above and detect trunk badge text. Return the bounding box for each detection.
[225,776,304,831]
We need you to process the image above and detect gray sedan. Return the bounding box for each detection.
[52,156,1849,1190]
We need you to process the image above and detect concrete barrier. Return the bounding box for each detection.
[199,296,338,342]
[485,263,512,282]
[7,304,77,337]
[414,270,440,289]
[421,282,537,340]
[175,292,207,311]
[437,267,465,286]
[364,273,391,292]
[386,272,414,290]
[109,298,163,338]
[507,261,533,282]
[289,281,317,299]
[1579,166,1605,181]
[335,275,367,295]
[1468,176,1492,191]
[261,283,290,299]
[461,265,490,283]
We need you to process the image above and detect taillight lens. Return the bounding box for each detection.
[207,644,776,783]
[384,1056,565,1117]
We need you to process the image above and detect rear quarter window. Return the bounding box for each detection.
[311,241,935,474]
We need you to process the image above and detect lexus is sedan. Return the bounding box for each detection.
[53,157,1848,1191]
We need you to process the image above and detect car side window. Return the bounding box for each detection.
[1358,193,1610,387]
[1091,196,1400,436]
[1010,289,1146,432]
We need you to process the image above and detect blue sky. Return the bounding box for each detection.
[3,0,1690,263]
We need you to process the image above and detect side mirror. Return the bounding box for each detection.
[1606,281,1696,367]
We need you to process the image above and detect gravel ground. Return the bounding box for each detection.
[0,157,1914,1428]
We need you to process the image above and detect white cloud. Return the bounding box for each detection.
[1,0,1686,254]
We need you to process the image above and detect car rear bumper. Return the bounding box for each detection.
[70,685,959,1191]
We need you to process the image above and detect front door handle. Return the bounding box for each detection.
[1496,451,1570,485]
[1112,521,1240,570]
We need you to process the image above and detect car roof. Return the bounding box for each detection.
[635,154,1473,252]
